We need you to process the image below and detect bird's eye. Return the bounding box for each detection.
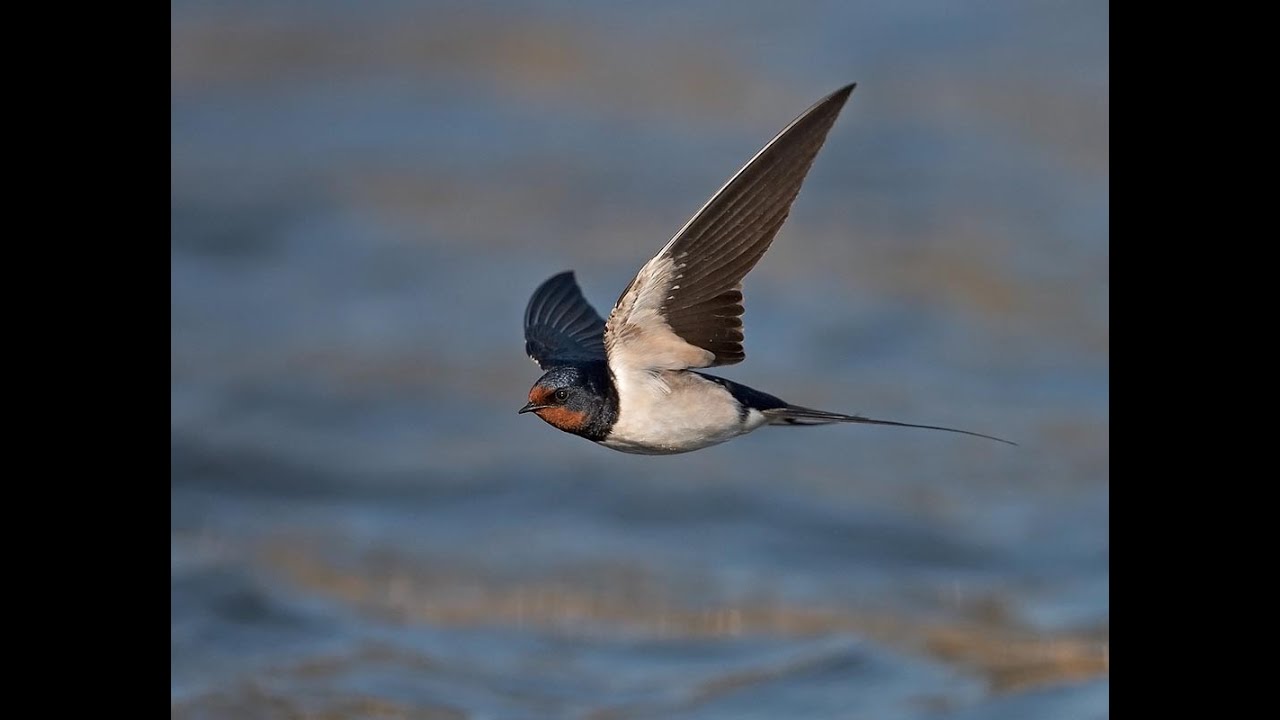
[554,389,569,402]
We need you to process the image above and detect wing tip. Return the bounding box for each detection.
[817,82,856,116]
[528,270,580,309]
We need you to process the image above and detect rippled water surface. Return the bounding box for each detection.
[172,1,1108,717]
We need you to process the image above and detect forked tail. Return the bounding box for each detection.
[762,405,1016,445]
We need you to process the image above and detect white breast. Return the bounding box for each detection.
[600,371,769,454]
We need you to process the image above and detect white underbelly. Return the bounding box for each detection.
[601,372,768,454]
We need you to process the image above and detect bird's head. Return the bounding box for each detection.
[518,364,615,439]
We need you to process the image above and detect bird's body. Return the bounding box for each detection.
[519,84,1013,454]
[600,371,770,455]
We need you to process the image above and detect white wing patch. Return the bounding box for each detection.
[604,255,716,375]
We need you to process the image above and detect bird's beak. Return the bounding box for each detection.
[518,402,547,414]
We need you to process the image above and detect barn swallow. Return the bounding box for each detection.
[519,83,1013,454]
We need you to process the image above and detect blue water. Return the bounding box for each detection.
[172,1,1108,717]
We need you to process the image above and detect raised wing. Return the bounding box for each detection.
[604,84,855,373]
[523,271,607,369]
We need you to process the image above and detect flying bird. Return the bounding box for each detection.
[519,84,1013,454]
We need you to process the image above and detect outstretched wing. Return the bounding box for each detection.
[523,271,607,369]
[604,84,855,374]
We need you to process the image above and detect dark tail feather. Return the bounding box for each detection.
[763,405,1016,446]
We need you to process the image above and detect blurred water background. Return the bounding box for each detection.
[171,1,1108,717]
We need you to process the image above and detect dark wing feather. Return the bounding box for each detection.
[608,84,855,369]
[524,271,607,369]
